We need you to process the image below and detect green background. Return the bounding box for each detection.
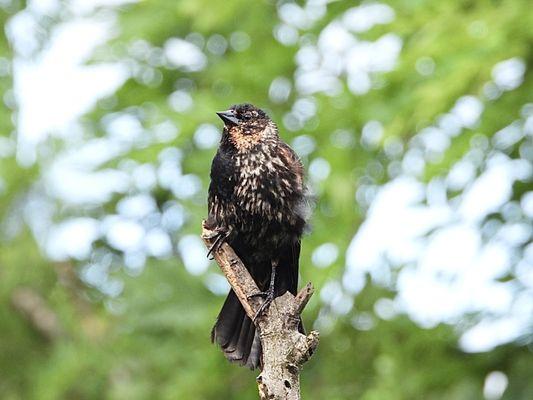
[0,0,532,399]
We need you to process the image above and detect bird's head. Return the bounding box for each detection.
[216,104,277,150]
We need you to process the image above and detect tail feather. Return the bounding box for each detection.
[212,239,303,370]
[211,290,262,369]
[211,290,241,346]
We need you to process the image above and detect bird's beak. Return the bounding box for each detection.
[216,110,239,126]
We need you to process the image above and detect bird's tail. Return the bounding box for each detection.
[211,290,262,369]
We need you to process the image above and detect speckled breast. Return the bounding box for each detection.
[230,144,304,247]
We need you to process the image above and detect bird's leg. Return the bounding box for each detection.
[248,260,278,300]
[251,260,278,322]
[205,226,232,259]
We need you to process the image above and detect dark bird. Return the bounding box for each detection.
[207,103,309,369]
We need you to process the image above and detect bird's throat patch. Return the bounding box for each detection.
[228,126,262,151]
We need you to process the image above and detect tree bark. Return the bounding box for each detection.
[201,222,319,400]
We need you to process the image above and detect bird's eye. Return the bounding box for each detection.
[242,113,251,120]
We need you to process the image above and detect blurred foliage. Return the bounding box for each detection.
[1,0,532,399]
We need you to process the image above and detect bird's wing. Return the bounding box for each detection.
[207,149,236,227]
[276,237,301,296]
[277,141,305,192]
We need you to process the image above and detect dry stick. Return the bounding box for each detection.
[11,288,63,341]
[202,222,319,400]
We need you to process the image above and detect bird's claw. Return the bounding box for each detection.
[252,286,275,322]
[248,291,268,300]
[204,229,221,240]
[252,260,278,322]
[206,227,230,259]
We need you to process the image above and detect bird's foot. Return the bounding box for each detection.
[205,227,231,259]
[252,284,275,322]
[251,260,278,322]
[248,291,270,300]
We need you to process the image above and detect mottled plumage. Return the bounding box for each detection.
[208,103,309,369]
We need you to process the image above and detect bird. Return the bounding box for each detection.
[207,103,309,369]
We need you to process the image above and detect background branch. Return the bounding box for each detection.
[202,222,319,400]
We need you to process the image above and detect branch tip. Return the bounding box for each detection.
[295,282,314,314]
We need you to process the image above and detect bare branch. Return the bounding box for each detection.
[201,221,263,319]
[202,221,319,400]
